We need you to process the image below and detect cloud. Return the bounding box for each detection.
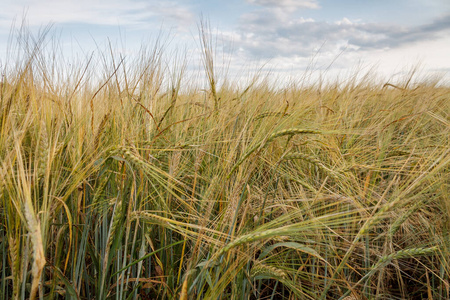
[246,0,320,11]
[0,0,194,31]
[227,11,450,61]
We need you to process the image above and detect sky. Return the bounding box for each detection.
[1,0,450,86]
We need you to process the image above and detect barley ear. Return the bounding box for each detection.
[9,236,21,299]
[283,152,341,180]
[228,128,323,176]
[179,277,189,300]
[250,263,286,279]
[23,201,45,300]
[104,196,123,269]
[340,246,439,300]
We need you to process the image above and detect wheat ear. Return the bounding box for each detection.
[23,200,45,300]
[283,152,341,180]
[228,128,323,176]
[339,246,439,299]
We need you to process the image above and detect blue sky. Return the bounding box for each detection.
[1,0,449,85]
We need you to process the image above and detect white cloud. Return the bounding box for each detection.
[246,0,320,11]
[0,0,194,31]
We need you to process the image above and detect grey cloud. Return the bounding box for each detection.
[230,11,450,60]
[345,15,450,49]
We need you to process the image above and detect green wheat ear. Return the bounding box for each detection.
[339,246,439,299]
[282,152,342,180]
[250,263,287,279]
[228,128,324,176]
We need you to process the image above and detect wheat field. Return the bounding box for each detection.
[0,28,449,300]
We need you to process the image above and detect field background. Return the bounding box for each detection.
[1,28,449,300]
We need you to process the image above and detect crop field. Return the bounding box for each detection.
[0,30,449,299]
